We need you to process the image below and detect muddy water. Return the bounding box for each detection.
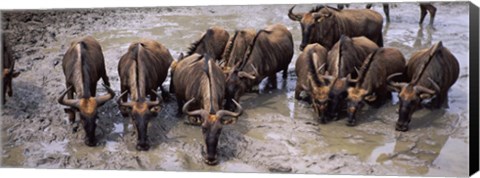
[0,2,470,176]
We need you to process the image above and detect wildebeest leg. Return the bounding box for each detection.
[372,91,390,108]
[119,85,129,117]
[428,91,448,109]
[64,83,77,132]
[425,4,437,26]
[282,67,288,79]
[419,4,428,25]
[160,86,170,102]
[176,99,184,117]
[294,85,302,100]
[267,74,277,89]
[101,73,110,87]
[383,3,390,23]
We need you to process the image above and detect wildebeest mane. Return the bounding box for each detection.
[356,49,379,87]
[186,31,208,57]
[309,5,340,13]
[411,42,442,85]
[203,54,215,114]
[222,30,239,65]
[80,41,91,98]
[238,29,270,71]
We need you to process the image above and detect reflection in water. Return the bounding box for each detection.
[413,25,433,49]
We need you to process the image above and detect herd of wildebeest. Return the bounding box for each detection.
[1,4,460,166]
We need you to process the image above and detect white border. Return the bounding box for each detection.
[1,0,479,178]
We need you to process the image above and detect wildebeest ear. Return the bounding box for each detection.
[177,53,184,60]
[419,93,433,100]
[364,95,377,102]
[12,70,20,78]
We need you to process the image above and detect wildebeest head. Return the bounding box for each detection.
[345,50,378,126]
[117,90,162,151]
[389,79,438,131]
[288,5,339,50]
[2,34,21,104]
[2,64,21,104]
[324,75,356,119]
[305,74,332,123]
[58,84,115,146]
[225,64,257,110]
[388,42,442,131]
[183,98,242,165]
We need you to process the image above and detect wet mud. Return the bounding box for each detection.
[0,2,471,176]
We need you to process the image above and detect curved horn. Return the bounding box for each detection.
[387,73,407,90]
[354,66,360,77]
[364,94,377,102]
[347,73,358,84]
[321,74,335,83]
[415,85,436,95]
[146,89,162,107]
[288,5,303,21]
[117,90,134,107]
[427,77,441,93]
[182,98,208,116]
[58,86,80,108]
[238,71,256,80]
[250,64,259,76]
[217,99,243,119]
[96,83,115,106]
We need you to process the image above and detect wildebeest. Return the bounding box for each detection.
[323,35,379,120]
[366,3,436,25]
[185,26,230,62]
[388,41,459,131]
[225,23,294,110]
[346,47,406,126]
[288,5,383,50]
[2,33,21,104]
[173,53,242,165]
[170,26,230,94]
[222,28,256,71]
[294,43,331,123]
[57,36,115,146]
[117,39,173,151]
[294,43,328,101]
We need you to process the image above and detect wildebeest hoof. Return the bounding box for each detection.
[72,123,79,133]
[84,139,97,147]
[395,124,409,132]
[318,118,327,124]
[346,120,357,127]
[136,143,150,151]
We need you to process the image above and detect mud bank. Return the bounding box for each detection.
[1,2,470,176]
